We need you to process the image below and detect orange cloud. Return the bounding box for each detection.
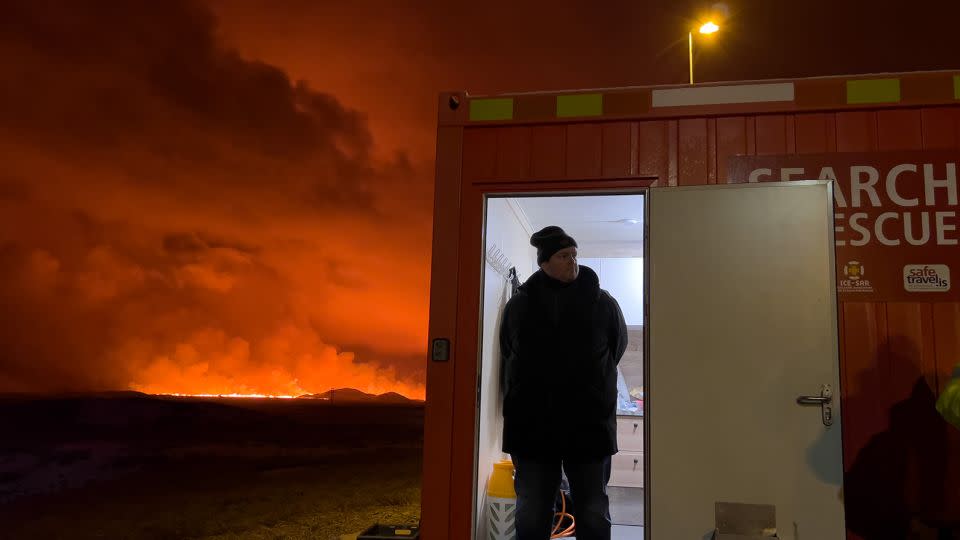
[0,0,431,399]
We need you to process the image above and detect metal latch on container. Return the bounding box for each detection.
[797,384,833,426]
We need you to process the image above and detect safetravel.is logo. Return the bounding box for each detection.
[903,264,951,292]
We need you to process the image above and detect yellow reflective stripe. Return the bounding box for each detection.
[847,78,901,104]
[557,93,603,117]
[469,98,514,121]
[463,73,959,123]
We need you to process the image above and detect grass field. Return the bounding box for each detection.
[0,395,424,539]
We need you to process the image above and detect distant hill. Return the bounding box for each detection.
[374,392,415,404]
[297,388,419,404]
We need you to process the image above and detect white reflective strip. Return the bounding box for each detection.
[652,82,795,107]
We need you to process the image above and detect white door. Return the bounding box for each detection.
[647,182,846,540]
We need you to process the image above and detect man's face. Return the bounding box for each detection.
[541,246,579,283]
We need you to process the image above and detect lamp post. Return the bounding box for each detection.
[689,21,720,85]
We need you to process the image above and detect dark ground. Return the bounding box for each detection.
[0,393,424,539]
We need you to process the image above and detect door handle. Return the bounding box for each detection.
[797,384,834,427]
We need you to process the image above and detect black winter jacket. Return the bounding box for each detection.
[499,265,628,458]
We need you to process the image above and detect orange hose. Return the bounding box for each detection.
[553,513,575,537]
[550,490,576,539]
[550,490,564,537]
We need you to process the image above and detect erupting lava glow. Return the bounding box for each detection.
[132,375,426,401]
[160,393,302,399]
[124,338,428,401]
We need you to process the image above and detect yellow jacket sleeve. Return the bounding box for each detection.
[937,363,960,429]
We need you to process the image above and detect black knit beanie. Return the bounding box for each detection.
[530,226,577,265]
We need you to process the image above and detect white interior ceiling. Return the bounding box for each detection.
[507,194,645,258]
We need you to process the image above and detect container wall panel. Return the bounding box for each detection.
[716,117,748,184]
[495,127,532,179]
[566,124,603,178]
[756,115,788,155]
[921,107,959,150]
[636,120,670,185]
[678,118,709,186]
[794,113,833,154]
[531,125,567,179]
[601,122,639,178]
[836,111,879,152]
[462,128,497,182]
[877,109,923,151]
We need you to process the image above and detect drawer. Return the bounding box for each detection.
[609,451,644,488]
[616,416,644,452]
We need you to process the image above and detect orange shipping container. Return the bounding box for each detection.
[423,71,960,540]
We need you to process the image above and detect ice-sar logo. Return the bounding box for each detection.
[839,261,873,293]
[844,261,864,280]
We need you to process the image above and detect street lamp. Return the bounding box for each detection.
[689,21,720,85]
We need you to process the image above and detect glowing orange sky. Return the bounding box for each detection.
[1,0,958,400]
[0,0,432,399]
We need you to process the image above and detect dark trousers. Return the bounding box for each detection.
[511,454,612,540]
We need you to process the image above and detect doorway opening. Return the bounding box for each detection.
[474,193,646,540]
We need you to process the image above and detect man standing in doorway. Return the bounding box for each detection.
[500,225,629,540]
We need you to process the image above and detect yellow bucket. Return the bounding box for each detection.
[487,459,516,498]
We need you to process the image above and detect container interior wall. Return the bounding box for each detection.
[459,106,960,539]
[475,198,538,539]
